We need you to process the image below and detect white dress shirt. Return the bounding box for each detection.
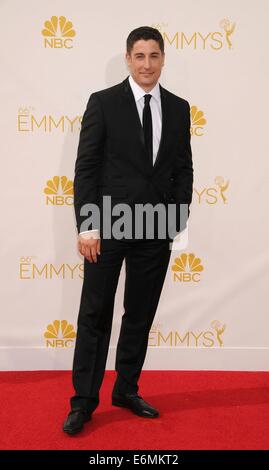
[80,75,162,239]
[128,75,162,165]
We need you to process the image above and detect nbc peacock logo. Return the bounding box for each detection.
[44,320,76,348]
[190,106,207,137]
[44,176,74,205]
[41,16,76,48]
[172,253,204,282]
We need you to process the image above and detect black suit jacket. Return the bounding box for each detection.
[74,76,193,238]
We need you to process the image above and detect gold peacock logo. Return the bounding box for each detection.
[42,16,76,48]
[43,176,74,205]
[42,16,76,37]
[44,320,76,348]
[190,106,207,136]
[44,176,73,195]
[172,253,204,282]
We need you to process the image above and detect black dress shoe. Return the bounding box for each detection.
[63,409,91,435]
[112,393,159,418]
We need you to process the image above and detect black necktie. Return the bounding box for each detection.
[142,94,153,163]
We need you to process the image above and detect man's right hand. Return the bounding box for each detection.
[78,236,101,263]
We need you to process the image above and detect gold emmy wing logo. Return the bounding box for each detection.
[149,320,226,347]
[152,19,235,50]
[44,320,76,348]
[219,18,236,49]
[172,253,204,282]
[211,320,226,347]
[190,106,207,137]
[44,176,74,205]
[194,176,230,205]
[42,16,76,48]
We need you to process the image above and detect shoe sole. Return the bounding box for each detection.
[112,399,159,418]
[63,416,91,435]
[63,426,83,435]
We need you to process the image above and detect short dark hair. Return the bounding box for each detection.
[126,26,164,54]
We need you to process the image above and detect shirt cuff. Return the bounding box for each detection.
[79,230,100,240]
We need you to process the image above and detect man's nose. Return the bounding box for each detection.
[143,57,151,69]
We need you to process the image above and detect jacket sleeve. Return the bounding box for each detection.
[173,101,193,232]
[74,93,105,233]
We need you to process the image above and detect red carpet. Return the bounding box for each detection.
[0,371,269,450]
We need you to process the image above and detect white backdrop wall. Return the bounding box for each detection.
[1,0,269,371]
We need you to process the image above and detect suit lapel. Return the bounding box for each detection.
[153,84,168,170]
[121,77,169,173]
[122,77,153,172]
[122,77,144,144]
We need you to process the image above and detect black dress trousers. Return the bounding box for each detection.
[71,237,171,413]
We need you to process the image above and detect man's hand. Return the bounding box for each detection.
[78,236,101,263]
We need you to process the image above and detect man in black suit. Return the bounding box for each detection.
[63,26,193,434]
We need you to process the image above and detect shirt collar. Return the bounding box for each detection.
[128,75,161,103]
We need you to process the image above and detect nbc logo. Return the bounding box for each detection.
[42,16,76,48]
[190,106,207,136]
[44,176,74,205]
[172,253,204,282]
[44,320,76,348]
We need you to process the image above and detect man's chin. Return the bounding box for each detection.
[139,77,156,88]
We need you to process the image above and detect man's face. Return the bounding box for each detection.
[126,39,165,91]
